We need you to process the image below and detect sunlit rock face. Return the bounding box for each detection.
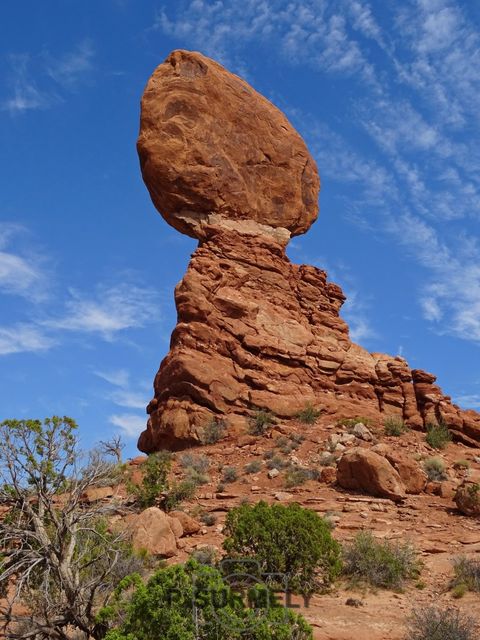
[136,50,480,452]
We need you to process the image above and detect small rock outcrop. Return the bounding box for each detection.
[337,447,406,502]
[136,49,480,452]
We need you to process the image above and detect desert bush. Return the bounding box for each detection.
[216,482,226,493]
[336,416,372,429]
[248,409,275,436]
[200,417,227,444]
[452,556,480,594]
[164,480,197,512]
[180,453,211,485]
[453,459,470,470]
[129,451,171,508]
[190,545,219,565]
[103,560,313,640]
[423,456,447,481]
[201,512,217,526]
[223,501,341,595]
[244,460,262,474]
[266,454,289,470]
[284,466,319,488]
[0,417,146,640]
[384,416,407,437]
[426,422,452,450]
[296,405,322,425]
[342,531,419,590]
[222,466,238,483]
[405,606,476,640]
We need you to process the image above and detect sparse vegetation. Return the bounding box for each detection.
[179,453,210,485]
[265,454,289,470]
[284,466,320,488]
[103,560,313,640]
[189,545,218,565]
[244,459,262,474]
[426,421,452,450]
[384,416,407,437]
[423,456,447,481]
[452,556,480,594]
[128,450,172,508]
[248,409,275,436]
[164,480,197,512]
[200,417,227,444]
[222,465,238,483]
[405,606,476,640]
[336,416,373,429]
[0,417,146,640]
[200,512,217,526]
[296,404,322,425]
[453,459,470,470]
[342,531,419,590]
[223,501,342,595]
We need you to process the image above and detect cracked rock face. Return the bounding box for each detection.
[137,49,319,242]
[136,50,480,452]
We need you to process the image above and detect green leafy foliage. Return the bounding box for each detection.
[223,501,341,595]
[342,531,419,590]
[128,452,171,508]
[103,560,313,640]
[406,606,476,640]
[248,410,275,436]
[425,422,452,450]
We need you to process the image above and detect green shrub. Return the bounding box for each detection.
[180,453,211,486]
[406,606,476,640]
[453,459,470,470]
[244,460,262,474]
[384,416,407,437]
[190,545,218,566]
[423,456,447,481]
[296,405,322,425]
[201,418,227,445]
[248,410,275,436]
[342,531,419,590]
[223,501,341,595]
[103,560,313,640]
[222,466,238,483]
[426,422,452,450]
[128,452,171,508]
[164,480,197,512]
[452,556,480,593]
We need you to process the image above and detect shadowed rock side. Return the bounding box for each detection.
[136,49,480,452]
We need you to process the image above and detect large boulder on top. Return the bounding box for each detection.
[337,447,406,502]
[137,49,320,242]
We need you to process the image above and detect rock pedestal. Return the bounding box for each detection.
[136,50,480,452]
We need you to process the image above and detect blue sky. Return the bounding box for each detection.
[1,0,480,458]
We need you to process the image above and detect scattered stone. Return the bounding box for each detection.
[168,510,201,535]
[320,466,337,484]
[268,468,280,479]
[352,423,374,441]
[274,492,293,501]
[345,598,363,607]
[337,448,406,502]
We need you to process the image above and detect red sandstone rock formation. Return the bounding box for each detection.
[136,49,480,452]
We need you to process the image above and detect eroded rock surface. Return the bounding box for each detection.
[136,50,480,452]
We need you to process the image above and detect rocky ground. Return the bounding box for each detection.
[87,415,480,640]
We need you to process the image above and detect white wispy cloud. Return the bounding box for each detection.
[45,282,159,340]
[453,394,480,410]
[109,413,145,438]
[0,324,55,356]
[0,223,49,300]
[94,368,130,388]
[94,368,149,410]
[45,39,95,88]
[2,40,95,114]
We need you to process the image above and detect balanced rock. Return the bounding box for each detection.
[136,50,480,452]
[138,49,319,242]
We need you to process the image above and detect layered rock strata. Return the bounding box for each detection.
[136,50,480,451]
